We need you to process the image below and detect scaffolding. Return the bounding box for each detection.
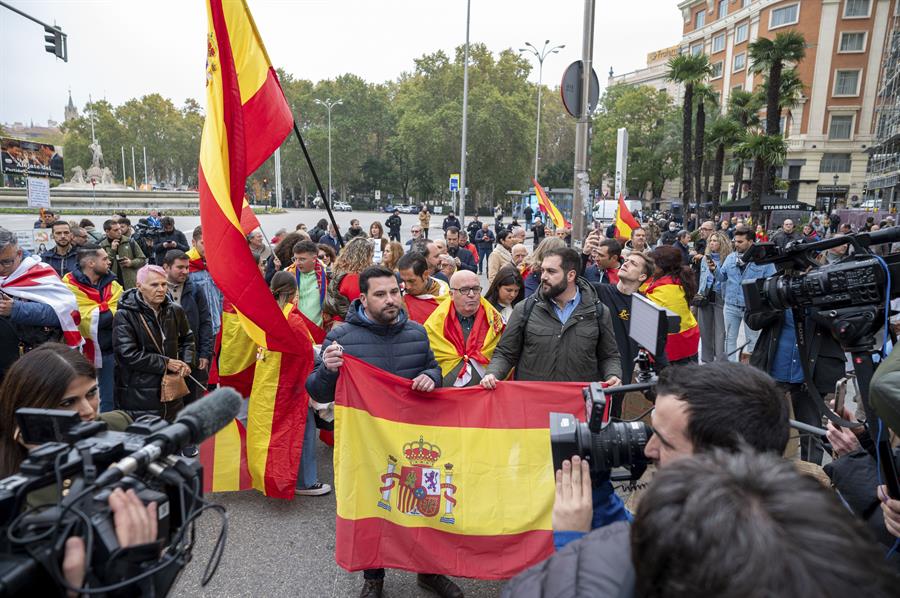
[866,7,900,211]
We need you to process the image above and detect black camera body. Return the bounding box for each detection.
[0,409,205,597]
[550,382,654,483]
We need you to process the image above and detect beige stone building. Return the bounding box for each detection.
[677,0,895,210]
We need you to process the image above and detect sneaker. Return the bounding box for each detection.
[181,445,199,458]
[417,573,463,598]
[359,579,383,598]
[295,482,331,496]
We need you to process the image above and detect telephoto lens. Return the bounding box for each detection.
[549,412,652,482]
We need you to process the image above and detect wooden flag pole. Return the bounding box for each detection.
[291,120,344,249]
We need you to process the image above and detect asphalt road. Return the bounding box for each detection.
[170,439,506,598]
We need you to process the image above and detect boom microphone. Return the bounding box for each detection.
[95,388,243,486]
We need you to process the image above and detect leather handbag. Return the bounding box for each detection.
[138,314,190,403]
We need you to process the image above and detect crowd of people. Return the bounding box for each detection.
[1,204,900,597]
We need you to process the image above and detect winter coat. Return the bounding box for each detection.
[385,214,402,235]
[418,210,431,230]
[113,288,195,420]
[306,300,441,403]
[40,245,79,278]
[442,216,461,232]
[501,521,634,598]
[174,278,213,362]
[485,277,622,382]
[100,235,147,290]
[152,229,189,265]
[474,228,495,252]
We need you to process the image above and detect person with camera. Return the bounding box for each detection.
[305,266,456,598]
[630,449,897,598]
[0,228,81,379]
[715,225,776,362]
[503,362,791,597]
[113,265,194,422]
[100,218,146,290]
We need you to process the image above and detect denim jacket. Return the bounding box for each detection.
[715,251,776,308]
[697,252,723,295]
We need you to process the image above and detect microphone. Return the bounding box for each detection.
[95,388,242,486]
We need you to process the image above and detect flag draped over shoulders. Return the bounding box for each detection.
[334,355,585,579]
[424,297,504,386]
[62,273,123,366]
[0,255,81,348]
[402,278,449,325]
[643,275,699,362]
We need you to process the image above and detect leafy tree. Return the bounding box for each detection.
[667,54,711,218]
[726,89,762,200]
[692,84,718,207]
[737,131,786,224]
[706,116,743,218]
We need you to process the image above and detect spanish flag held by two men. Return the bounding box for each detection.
[334,356,585,579]
[198,0,313,497]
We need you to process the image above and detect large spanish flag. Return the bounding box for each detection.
[614,195,640,241]
[533,178,569,230]
[216,299,257,397]
[200,0,295,352]
[334,355,584,579]
[643,276,699,362]
[199,418,252,493]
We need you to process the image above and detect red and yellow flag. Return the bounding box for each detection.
[334,355,584,579]
[200,0,295,352]
[199,418,252,493]
[614,195,641,240]
[533,178,569,230]
[643,276,699,362]
[62,273,123,367]
[423,298,504,386]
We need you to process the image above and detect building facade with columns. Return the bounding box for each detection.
[678,0,895,210]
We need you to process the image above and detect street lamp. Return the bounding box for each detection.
[833,173,839,212]
[519,40,564,182]
[314,97,343,206]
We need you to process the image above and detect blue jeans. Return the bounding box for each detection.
[98,352,115,412]
[723,303,761,361]
[296,406,318,489]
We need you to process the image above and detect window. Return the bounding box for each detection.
[770,3,800,29]
[833,69,862,96]
[839,32,867,52]
[820,153,852,173]
[696,9,706,28]
[742,0,751,7]
[732,84,744,93]
[712,32,726,53]
[691,43,704,56]
[733,52,746,71]
[711,61,724,79]
[718,0,727,18]
[844,0,871,18]
[829,115,854,139]
[735,22,749,44]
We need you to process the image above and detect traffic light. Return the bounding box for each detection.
[44,25,67,61]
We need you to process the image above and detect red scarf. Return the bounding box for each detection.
[442,301,491,382]
[405,294,439,324]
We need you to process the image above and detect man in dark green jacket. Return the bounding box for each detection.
[100,219,146,290]
[481,247,621,388]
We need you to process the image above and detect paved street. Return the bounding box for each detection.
[171,439,505,598]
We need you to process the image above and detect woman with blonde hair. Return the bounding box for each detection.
[695,231,731,363]
[523,236,567,298]
[324,236,374,320]
[382,240,404,271]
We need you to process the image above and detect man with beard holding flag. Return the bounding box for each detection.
[424,270,504,387]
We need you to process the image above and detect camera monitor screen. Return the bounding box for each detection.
[629,293,669,358]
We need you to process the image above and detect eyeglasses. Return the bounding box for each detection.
[412,229,421,233]
[450,286,482,296]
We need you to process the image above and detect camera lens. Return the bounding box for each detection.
[590,422,652,472]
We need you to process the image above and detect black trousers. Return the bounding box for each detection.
[780,382,825,464]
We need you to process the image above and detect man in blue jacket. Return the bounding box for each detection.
[306,265,459,598]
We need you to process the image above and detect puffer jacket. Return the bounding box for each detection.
[113,288,195,420]
[306,300,441,403]
[501,521,634,598]
[485,277,622,383]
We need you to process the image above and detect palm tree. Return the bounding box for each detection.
[692,84,718,210]
[737,131,787,225]
[749,31,806,196]
[706,116,743,219]
[727,90,762,200]
[667,53,711,219]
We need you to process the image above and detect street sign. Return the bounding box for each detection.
[560,61,600,118]
[27,177,51,208]
[449,173,460,192]
[375,189,381,200]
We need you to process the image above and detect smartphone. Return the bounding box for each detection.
[833,378,847,419]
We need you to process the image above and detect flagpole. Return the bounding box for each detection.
[291,120,344,249]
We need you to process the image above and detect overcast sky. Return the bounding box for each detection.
[1,0,683,125]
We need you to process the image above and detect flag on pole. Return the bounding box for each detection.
[200,0,295,352]
[532,178,570,229]
[334,355,585,579]
[240,197,261,234]
[613,195,640,240]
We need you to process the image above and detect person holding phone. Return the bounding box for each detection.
[696,232,730,363]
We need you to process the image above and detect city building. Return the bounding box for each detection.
[608,45,685,103]
[865,4,900,210]
[678,0,895,210]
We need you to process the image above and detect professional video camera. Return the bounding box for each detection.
[741,226,900,499]
[0,389,241,597]
[549,294,680,483]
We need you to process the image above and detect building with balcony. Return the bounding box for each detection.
[678,0,894,210]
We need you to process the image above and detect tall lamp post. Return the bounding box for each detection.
[519,40,564,182]
[314,98,342,206]
[458,0,471,225]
